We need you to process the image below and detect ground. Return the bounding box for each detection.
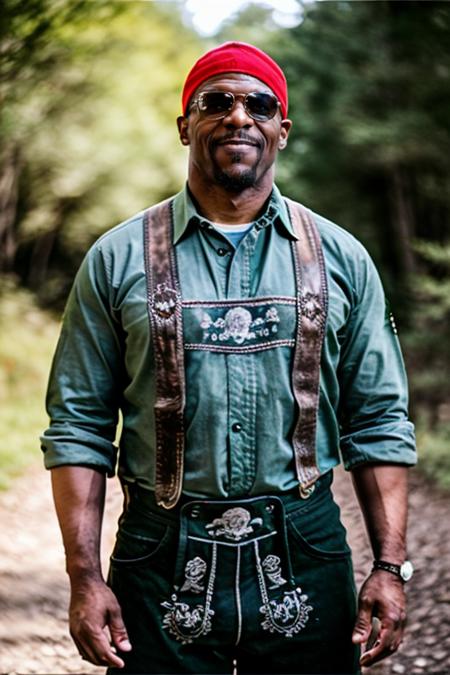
[0,465,449,675]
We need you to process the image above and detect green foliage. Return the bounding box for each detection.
[416,423,450,491]
[0,278,60,488]
[270,1,450,301]
[1,0,202,305]
[216,4,279,44]
[403,242,450,421]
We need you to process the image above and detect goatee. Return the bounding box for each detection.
[213,166,257,193]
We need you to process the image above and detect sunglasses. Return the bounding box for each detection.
[190,91,281,122]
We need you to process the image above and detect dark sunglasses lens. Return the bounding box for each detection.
[246,93,279,120]
[200,92,234,115]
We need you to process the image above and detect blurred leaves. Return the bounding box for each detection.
[1,0,202,302]
[271,1,450,273]
[0,276,60,487]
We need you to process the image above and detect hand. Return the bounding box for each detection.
[352,570,406,668]
[69,578,132,667]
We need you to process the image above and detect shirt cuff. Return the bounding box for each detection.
[340,420,417,469]
[41,425,118,476]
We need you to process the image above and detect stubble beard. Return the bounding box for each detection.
[212,151,259,193]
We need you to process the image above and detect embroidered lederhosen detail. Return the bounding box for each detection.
[161,544,217,644]
[143,198,328,507]
[183,297,296,353]
[255,543,313,637]
[160,497,313,644]
[286,198,329,495]
[144,200,185,509]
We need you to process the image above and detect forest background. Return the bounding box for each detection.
[1,0,449,490]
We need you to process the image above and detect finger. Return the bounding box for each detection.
[72,633,99,666]
[77,626,126,668]
[109,604,132,652]
[352,600,373,644]
[360,622,401,667]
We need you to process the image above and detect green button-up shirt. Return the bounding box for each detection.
[41,185,416,497]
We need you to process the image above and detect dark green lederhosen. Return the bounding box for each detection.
[107,471,360,675]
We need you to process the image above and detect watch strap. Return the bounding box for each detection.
[372,560,402,577]
[372,559,413,582]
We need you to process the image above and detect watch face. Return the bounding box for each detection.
[400,560,414,581]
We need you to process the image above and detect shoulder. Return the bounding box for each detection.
[310,210,370,264]
[85,197,175,269]
[73,199,173,291]
[308,209,382,293]
[90,209,147,254]
[78,211,146,286]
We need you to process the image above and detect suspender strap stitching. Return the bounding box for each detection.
[144,199,185,509]
[285,198,329,489]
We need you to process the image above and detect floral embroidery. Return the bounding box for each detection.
[255,540,313,638]
[161,594,214,644]
[152,283,178,320]
[161,542,218,644]
[260,587,313,637]
[205,507,263,542]
[200,306,280,345]
[262,554,287,589]
[180,556,207,594]
[302,292,322,322]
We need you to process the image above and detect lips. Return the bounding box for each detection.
[217,139,258,147]
[214,135,260,149]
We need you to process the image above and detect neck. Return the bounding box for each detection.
[187,172,274,224]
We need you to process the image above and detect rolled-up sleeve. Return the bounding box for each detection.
[338,251,417,469]
[41,244,123,475]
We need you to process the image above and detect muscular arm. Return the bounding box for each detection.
[51,466,131,667]
[350,464,409,667]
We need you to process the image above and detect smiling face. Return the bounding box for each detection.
[177,73,292,194]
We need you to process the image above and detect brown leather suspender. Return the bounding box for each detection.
[143,197,328,508]
[144,199,186,509]
[285,198,329,496]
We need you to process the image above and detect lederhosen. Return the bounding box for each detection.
[108,199,359,674]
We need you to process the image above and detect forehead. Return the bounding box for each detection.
[195,73,274,96]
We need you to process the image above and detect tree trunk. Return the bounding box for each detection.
[388,165,417,279]
[0,144,21,273]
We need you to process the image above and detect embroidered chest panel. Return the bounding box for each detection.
[182,297,297,353]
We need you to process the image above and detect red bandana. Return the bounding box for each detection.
[181,41,288,119]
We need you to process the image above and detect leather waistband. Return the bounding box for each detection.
[121,471,334,524]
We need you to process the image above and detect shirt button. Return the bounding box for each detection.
[217,248,228,256]
[231,422,242,433]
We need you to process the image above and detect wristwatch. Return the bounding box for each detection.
[372,559,414,582]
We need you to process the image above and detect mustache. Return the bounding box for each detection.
[210,131,262,149]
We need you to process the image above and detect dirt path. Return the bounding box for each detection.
[0,465,449,674]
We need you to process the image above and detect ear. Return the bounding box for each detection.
[278,118,292,151]
[177,116,190,146]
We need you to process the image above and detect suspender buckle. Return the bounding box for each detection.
[299,484,316,500]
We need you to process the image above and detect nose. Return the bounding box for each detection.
[221,100,254,128]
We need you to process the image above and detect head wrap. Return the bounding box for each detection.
[182,41,288,119]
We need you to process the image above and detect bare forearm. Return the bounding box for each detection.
[51,466,106,583]
[351,464,409,666]
[351,464,408,563]
[50,466,130,666]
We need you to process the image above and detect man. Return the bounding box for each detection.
[42,42,417,674]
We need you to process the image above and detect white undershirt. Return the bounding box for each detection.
[213,222,253,248]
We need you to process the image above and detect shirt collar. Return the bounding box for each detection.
[172,183,297,244]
